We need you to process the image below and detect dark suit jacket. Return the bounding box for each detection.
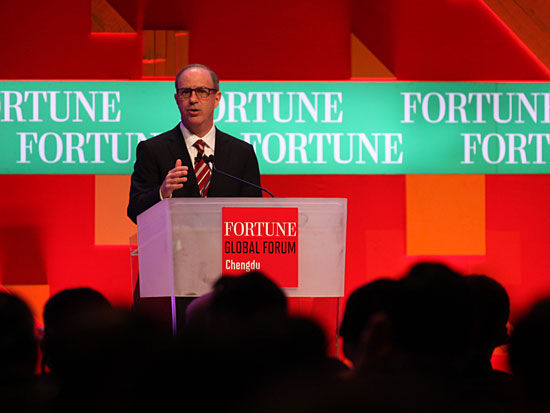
[127,125,262,223]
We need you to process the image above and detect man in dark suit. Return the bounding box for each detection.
[127,64,262,329]
[127,63,261,224]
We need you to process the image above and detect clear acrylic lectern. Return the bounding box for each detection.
[135,198,347,334]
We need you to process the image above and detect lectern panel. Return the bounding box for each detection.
[137,198,346,297]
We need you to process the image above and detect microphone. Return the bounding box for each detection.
[206,155,274,198]
[195,152,204,164]
[203,154,215,165]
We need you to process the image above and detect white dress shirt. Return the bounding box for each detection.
[179,122,216,168]
[160,122,216,200]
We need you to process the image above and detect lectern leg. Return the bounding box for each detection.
[335,296,342,358]
[171,296,177,335]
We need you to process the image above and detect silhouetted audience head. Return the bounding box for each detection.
[185,271,287,331]
[42,288,177,413]
[209,271,288,324]
[509,298,550,407]
[180,271,347,412]
[465,274,509,355]
[339,278,398,366]
[184,291,213,330]
[392,262,472,360]
[458,275,519,411]
[0,292,37,382]
[41,287,112,374]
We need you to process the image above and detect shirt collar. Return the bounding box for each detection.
[179,122,216,151]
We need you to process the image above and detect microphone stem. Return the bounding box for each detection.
[212,166,274,198]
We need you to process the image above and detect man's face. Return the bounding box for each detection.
[174,67,221,136]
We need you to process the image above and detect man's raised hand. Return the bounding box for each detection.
[160,159,188,198]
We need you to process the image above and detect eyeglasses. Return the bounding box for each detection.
[176,87,218,99]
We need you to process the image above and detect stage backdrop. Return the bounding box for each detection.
[3,81,550,175]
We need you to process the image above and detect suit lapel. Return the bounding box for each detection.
[215,128,232,164]
[209,128,233,195]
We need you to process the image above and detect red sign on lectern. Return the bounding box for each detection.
[222,207,298,287]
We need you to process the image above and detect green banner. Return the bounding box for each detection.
[1,80,549,174]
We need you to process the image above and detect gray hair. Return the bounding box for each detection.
[175,64,219,90]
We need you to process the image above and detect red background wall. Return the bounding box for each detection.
[1,1,550,361]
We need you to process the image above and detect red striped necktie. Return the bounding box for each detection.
[194,139,211,197]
